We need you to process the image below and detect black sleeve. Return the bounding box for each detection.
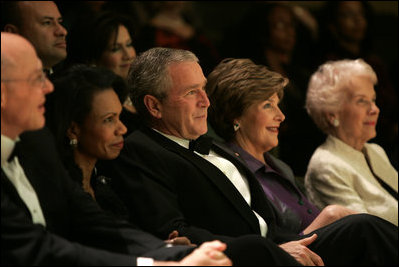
[1,128,192,265]
[0,181,137,266]
[104,149,234,245]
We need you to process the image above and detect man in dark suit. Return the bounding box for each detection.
[1,32,234,266]
[105,47,398,265]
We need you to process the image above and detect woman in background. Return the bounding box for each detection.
[64,11,140,135]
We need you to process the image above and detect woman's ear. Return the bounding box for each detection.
[326,112,335,122]
[327,112,340,126]
[143,94,162,119]
[67,121,80,140]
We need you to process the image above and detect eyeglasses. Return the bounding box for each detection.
[1,70,47,88]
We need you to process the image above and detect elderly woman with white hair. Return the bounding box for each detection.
[304,58,398,226]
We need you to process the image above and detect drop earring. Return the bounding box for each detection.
[233,123,240,132]
[332,119,340,127]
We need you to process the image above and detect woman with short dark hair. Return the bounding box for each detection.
[207,58,357,235]
[47,65,129,219]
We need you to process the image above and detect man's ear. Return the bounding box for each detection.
[143,95,163,119]
[3,24,19,34]
[66,121,80,140]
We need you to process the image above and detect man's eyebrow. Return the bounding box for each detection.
[186,79,207,90]
[42,16,63,21]
[100,112,118,118]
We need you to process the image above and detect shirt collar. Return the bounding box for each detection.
[152,128,190,149]
[226,142,280,175]
[225,142,264,172]
[327,135,365,159]
[1,134,19,166]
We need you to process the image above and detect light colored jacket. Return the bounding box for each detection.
[305,135,398,226]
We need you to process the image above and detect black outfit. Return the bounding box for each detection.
[66,159,130,221]
[1,128,194,265]
[103,126,398,265]
[2,128,302,266]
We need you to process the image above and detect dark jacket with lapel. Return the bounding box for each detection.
[106,127,298,245]
[1,128,192,265]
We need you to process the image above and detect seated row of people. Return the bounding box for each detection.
[2,1,397,265]
[2,32,397,265]
[51,44,399,265]
[206,58,358,234]
[206,57,397,227]
[1,32,234,266]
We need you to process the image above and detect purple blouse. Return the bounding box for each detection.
[227,143,320,233]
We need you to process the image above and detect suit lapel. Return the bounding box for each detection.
[142,128,272,234]
[1,170,32,219]
[212,143,277,224]
[264,153,302,190]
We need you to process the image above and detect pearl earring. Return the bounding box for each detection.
[233,123,240,132]
[69,139,78,147]
[333,119,340,127]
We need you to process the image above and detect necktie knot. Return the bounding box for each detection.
[189,136,213,155]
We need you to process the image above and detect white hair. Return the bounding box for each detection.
[305,58,377,134]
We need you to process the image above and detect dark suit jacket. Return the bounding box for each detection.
[103,127,399,265]
[1,128,192,265]
[105,127,297,245]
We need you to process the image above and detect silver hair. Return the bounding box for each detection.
[127,47,199,123]
[305,58,377,134]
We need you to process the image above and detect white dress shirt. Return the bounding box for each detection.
[1,134,46,227]
[156,130,268,237]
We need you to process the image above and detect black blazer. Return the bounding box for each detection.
[105,127,298,245]
[1,128,192,265]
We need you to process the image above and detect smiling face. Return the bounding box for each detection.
[235,93,285,156]
[334,76,379,150]
[74,89,127,161]
[98,25,136,79]
[157,61,209,140]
